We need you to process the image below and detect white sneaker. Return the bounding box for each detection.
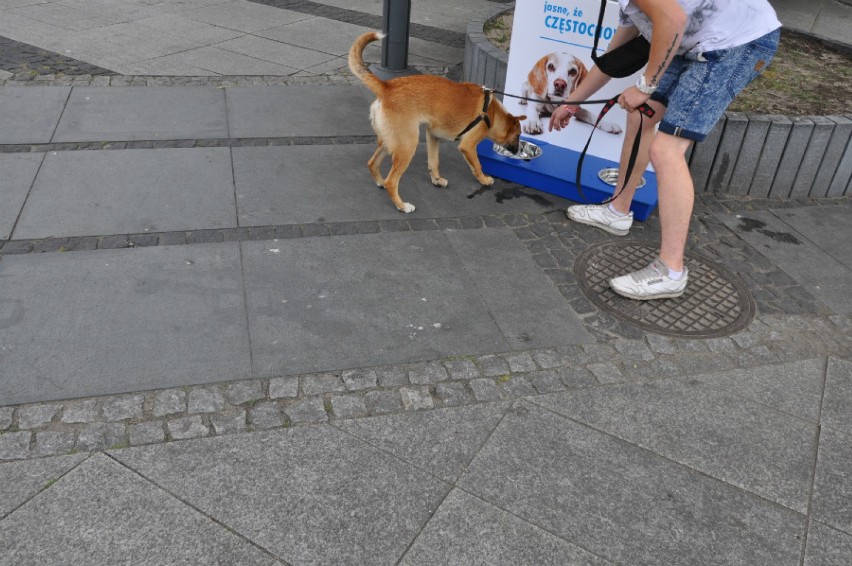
[566,204,633,236]
[610,258,688,300]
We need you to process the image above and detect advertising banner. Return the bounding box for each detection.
[477,0,659,220]
[504,0,645,161]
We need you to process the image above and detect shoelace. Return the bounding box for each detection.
[630,261,665,283]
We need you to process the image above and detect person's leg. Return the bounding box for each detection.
[609,99,666,215]
[649,132,693,272]
[565,99,666,235]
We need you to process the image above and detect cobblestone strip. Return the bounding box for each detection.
[0,213,497,256]
[1,313,849,462]
[0,135,377,154]
[0,35,115,78]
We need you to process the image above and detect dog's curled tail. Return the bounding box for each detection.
[348,31,385,95]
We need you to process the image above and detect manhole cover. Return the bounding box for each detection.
[574,242,755,338]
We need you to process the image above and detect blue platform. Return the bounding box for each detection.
[477,138,659,221]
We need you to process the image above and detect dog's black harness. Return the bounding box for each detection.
[455,88,492,141]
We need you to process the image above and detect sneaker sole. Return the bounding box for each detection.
[566,211,630,236]
[609,285,686,300]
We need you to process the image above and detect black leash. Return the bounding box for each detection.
[575,97,655,205]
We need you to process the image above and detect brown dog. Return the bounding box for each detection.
[348,31,525,213]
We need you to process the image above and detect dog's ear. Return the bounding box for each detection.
[572,57,589,91]
[527,55,549,96]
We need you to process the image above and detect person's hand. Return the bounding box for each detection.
[618,86,651,112]
[548,104,578,132]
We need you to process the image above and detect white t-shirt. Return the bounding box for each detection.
[617,0,781,55]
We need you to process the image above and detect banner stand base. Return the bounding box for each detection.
[477,138,659,222]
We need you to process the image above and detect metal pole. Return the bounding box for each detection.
[371,0,416,79]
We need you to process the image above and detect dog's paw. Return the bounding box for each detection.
[522,119,543,135]
[431,177,448,188]
[479,175,495,186]
[400,202,416,213]
[599,121,623,135]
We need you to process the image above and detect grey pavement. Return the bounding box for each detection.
[2,1,852,565]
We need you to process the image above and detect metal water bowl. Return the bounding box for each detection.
[492,140,542,161]
[598,167,646,189]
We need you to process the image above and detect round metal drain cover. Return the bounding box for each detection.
[574,242,755,338]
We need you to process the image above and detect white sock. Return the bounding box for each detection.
[668,268,684,280]
[607,203,628,217]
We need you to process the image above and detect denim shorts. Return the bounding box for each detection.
[650,29,780,142]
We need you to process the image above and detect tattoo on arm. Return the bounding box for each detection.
[651,33,679,85]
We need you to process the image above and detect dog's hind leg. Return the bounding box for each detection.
[458,135,494,186]
[425,128,448,188]
[368,137,388,187]
[383,140,417,213]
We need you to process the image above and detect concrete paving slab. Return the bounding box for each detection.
[313,0,493,34]
[822,357,852,434]
[0,86,69,145]
[226,85,374,138]
[459,400,805,566]
[113,56,220,77]
[0,453,282,566]
[446,228,593,349]
[11,2,129,31]
[717,210,852,313]
[0,10,73,52]
[409,145,574,216]
[214,35,337,70]
[812,0,852,46]
[54,21,205,66]
[13,148,237,239]
[240,232,511,377]
[804,521,852,566]
[110,425,451,565]
[147,46,298,76]
[334,402,509,483]
[133,13,244,43]
[0,0,53,8]
[232,145,405,225]
[532,378,817,512]
[399,488,613,566]
[812,426,852,533]
[163,0,309,32]
[232,144,570,225]
[0,153,43,240]
[771,205,852,269]
[408,36,465,67]
[13,0,158,30]
[693,359,826,422]
[770,0,819,32]
[0,243,251,405]
[60,0,165,22]
[255,17,366,57]
[0,453,87,517]
[53,86,227,142]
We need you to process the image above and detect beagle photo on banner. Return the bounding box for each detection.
[504,0,650,165]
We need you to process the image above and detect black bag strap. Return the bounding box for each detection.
[575,96,655,205]
[591,0,607,62]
